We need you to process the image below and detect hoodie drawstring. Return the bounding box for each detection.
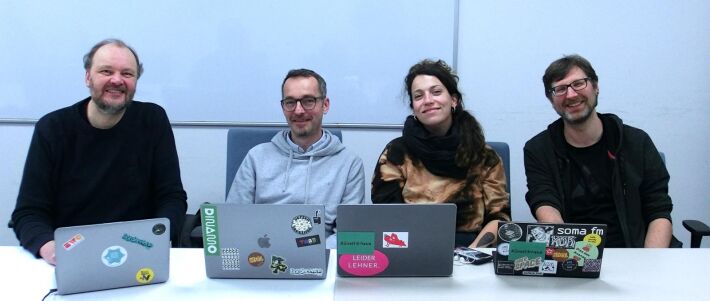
[283,149,294,192]
[304,156,313,203]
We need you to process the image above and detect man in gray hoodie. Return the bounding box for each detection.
[226,69,367,246]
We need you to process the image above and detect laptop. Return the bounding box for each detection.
[200,203,328,279]
[336,204,456,277]
[54,218,171,295]
[493,222,607,278]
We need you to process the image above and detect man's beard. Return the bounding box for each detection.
[93,96,132,115]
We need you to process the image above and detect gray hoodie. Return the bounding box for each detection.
[226,129,366,236]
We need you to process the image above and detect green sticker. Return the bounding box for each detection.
[508,241,546,261]
[338,232,375,254]
[201,204,220,256]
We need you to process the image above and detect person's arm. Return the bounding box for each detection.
[470,221,498,248]
[472,158,511,248]
[226,148,258,204]
[523,141,565,222]
[371,144,406,204]
[39,241,56,265]
[339,156,366,205]
[151,109,187,244]
[645,218,672,247]
[11,122,57,259]
[637,131,674,247]
[535,205,564,223]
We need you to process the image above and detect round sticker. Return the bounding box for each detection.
[101,246,128,267]
[497,243,510,256]
[583,233,602,246]
[152,223,166,235]
[562,259,577,271]
[248,252,265,267]
[136,268,154,284]
[291,215,313,235]
[498,223,523,242]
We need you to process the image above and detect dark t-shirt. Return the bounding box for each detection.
[565,131,625,247]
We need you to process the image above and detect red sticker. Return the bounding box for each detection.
[339,250,389,276]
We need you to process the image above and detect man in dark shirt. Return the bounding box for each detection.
[524,54,673,247]
[11,39,187,264]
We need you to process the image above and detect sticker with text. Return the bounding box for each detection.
[339,250,389,276]
[63,234,85,251]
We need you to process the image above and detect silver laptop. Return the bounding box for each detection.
[201,203,328,279]
[54,218,171,295]
[336,204,456,277]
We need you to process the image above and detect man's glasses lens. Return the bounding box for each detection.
[281,96,320,111]
[551,78,589,96]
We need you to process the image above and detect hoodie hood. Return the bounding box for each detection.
[271,129,345,202]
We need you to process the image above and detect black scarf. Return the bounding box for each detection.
[402,115,467,179]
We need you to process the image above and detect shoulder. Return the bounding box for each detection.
[34,100,84,138]
[524,128,552,151]
[378,136,408,165]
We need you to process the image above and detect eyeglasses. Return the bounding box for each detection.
[280,96,324,111]
[549,78,590,97]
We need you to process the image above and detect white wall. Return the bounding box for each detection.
[1,0,709,248]
[457,0,710,246]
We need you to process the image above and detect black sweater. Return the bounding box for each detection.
[524,113,673,247]
[12,98,187,256]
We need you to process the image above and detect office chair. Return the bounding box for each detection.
[659,151,708,248]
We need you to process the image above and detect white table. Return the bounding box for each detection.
[0,247,336,301]
[334,248,710,300]
[2,247,708,300]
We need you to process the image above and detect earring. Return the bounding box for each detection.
[451,106,456,114]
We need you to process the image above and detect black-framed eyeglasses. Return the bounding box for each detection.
[280,96,324,111]
[549,78,591,97]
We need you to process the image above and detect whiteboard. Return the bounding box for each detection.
[0,0,455,124]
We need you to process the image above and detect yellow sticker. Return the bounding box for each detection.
[136,268,154,284]
[583,233,602,246]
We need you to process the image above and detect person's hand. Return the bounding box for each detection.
[39,240,56,266]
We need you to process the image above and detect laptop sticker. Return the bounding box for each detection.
[101,246,128,267]
[152,223,166,235]
[549,235,577,248]
[498,223,523,242]
[552,248,569,262]
[562,259,577,271]
[296,235,321,247]
[583,233,602,246]
[201,204,220,256]
[122,233,153,249]
[62,234,85,251]
[248,252,265,267]
[221,248,240,270]
[383,232,408,248]
[338,250,389,276]
[526,225,553,243]
[497,242,510,256]
[291,215,313,235]
[540,260,558,274]
[270,255,288,274]
[582,259,602,272]
[508,241,545,271]
[290,268,324,277]
[136,268,154,284]
[313,210,322,224]
[338,232,375,254]
[568,241,599,266]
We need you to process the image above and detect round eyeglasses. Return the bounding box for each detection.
[550,78,590,97]
[280,96,323,111]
